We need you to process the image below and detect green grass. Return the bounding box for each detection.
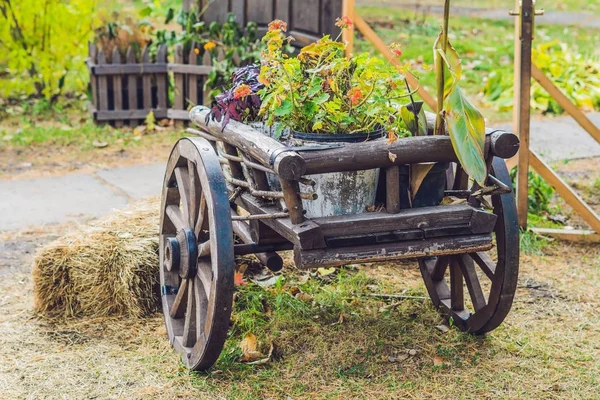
[369,0,600,13]
[355,5,600,121]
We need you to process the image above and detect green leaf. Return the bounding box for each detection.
[400,102,428,136]
[165,8,175,24]
[274,99,293,117]
[307,84,322,98]
[445,88,488,185]
[314,93,330,105]
[433,33,463,100]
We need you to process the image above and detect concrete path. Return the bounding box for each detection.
[0,164,165,232]
[356,1,600,28]
[0,113,598,232]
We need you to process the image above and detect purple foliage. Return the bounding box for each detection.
[206,65,264,130]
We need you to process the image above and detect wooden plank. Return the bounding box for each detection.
[201,0,229,23]
[230,0,246,25]
[531,228,600,243]
[274,0,290,22]
[190,107,306,180]
[93,108,168,121]
[315,204,475,237]
[174,44,185,127]
[532,64,600,144]
[96,50,109,117]
[291,0,320,33]
[111,48,124,128]
[156,45,168,114]
[88,43,98,113]
[202,51,212,106]
[141,46,153,114]
[188,45,199,108]
[247,0,274,25]
[516,0,534,229]
[90,63,168,75]
[353,14,436,110]
[342,0,355,56]
[126,47,139,125]
[529,150,600,233]
[385,166,400,214]
[279,178,305,224]
[322,0,343,38]
[168,64,214,75]
[239,193,326,249]
[296,234,493,269]
[167,109,191,121]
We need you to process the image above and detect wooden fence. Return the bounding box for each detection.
[87,43,219,126]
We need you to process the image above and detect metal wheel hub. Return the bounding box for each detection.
[164,228,198,279]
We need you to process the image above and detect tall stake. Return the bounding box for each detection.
[435,0,451,136]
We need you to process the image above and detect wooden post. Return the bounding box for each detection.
[174,44,185,127]
[112,48,124,128]
[385,166,401,214]
[515,0,534,229]
[97,50,108,120]
[279,178,305,225]
[156,45,168,114]
[126,47,139,126]
[188,44,199,108]
[141,46,153,114]
[342,0,356,56]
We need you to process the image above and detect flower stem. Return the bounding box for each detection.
[435,0,451,136]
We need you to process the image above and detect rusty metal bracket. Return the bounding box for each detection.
[509,0,544,39]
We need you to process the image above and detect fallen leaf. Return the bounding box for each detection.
[251,275,280,288]
[441,196,467,205]
[387,130,398,144]
[435,324,450,333]
[388,151,398,163]
[92,141,108,148]
[408,349,418,356]
[234,272,246,287]
[317,267,336,276]
[240,333,264,362]
[388,354,409,363]
[433,355,446,366]
[410,163,435,199]
[246,343,274,365]
[295,292,313,302]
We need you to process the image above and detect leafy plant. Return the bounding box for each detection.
[483,41,600,115]
[153,10,263,100]
[258,19,413,136]
[434,0,487,185]
[510,168,555,215]
[0,0,109,101]
[93,14,154,62]
[206,65,264,129]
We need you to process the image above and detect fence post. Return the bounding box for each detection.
[174,44,185,127]
[156,45,169,116]
[112,48,124,128]
[126,47,139,126]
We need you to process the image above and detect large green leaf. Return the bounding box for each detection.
[433,33,462,100]
[445,87,488,186]
[400,101,428,136]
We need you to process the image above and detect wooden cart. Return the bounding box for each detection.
[158,106,521,370]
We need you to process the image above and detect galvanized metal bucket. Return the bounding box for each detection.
[293,128,386,218]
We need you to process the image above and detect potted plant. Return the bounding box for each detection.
[257,19,415,217]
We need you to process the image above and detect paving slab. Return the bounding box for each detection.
[0,174,128,232]
[95,163,165,200]
[492,112,600,162]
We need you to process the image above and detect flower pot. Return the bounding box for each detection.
[293,128,386,218]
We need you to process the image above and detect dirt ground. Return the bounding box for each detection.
[0,219,598,399]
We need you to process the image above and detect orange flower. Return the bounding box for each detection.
[347,87,362,105]
[268,19,288,32]
[233,84,252,99]
[194,48,200,55]
[335,16,353,29]
[204,41,216,51]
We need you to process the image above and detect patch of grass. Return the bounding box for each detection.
[520,228,553,255]
[365,0,600,13]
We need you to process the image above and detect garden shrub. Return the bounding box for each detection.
[483,41,600,114]
[0,0,112,101]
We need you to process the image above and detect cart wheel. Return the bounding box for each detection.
[419,157,519,334]
[159,137,234,370]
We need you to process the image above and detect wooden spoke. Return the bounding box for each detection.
[431,256,449,281]
[195,192,208,238]
[198,240,211,258]
[188,159,199,227]
[174,167,191,224]
[450,258,464,311]
[457,254,486,312]
[470,252,496,280]
[169,278,188,319]
[196,260,212,297]
[194,274,209,343]
[182,279,197,348]
[166,205,186,231]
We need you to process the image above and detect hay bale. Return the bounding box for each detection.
[33,198,160,319]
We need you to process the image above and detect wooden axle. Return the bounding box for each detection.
[231,215,288,272]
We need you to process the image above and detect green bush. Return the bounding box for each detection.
[483,41,600,114]
[510,168,555,215]
[0,0,109,101]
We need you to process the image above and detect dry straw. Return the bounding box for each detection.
[33,198,161,319]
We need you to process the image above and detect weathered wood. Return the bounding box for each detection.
[530,228,600,243]
[188,45,199,108]
[88,43,98,111]
[342,0,356,55]
[202,51,212,105]
[249,220,288,245]
[156,45,168,113]
[90,63,168,75]
[317,204,471,236]
[296,234,493,269]
[97,50,108,113]
[174,44,185,127]
[190,107,306,180]
[141,47,153,118]
[385,166,400,214]
[126,47,139,124]
[240,193,326,249]
[90,107,168,121]
[279,178,305,224]
[111,48,124,128]
[488,130,520,159]
[231,215,284,272]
